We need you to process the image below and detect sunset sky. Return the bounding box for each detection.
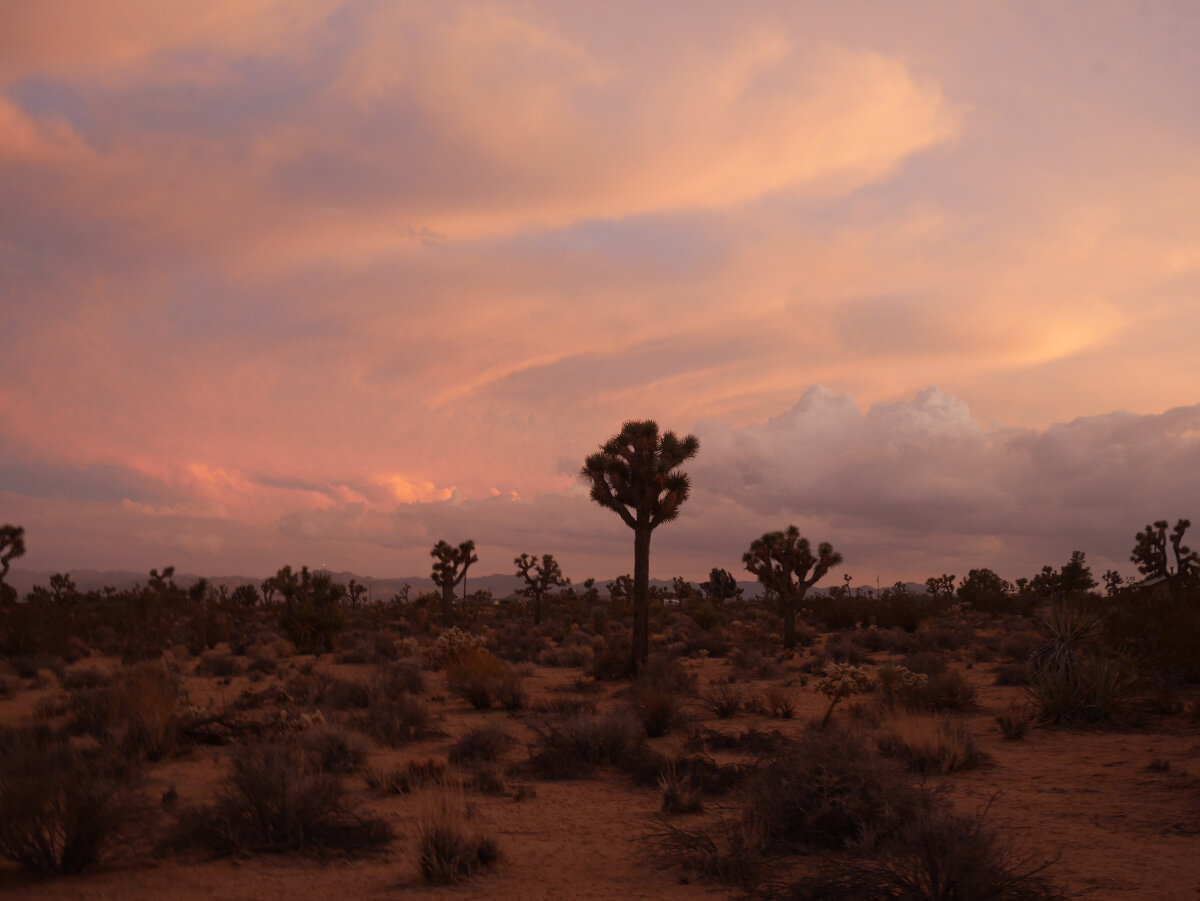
[2,2,1199,587]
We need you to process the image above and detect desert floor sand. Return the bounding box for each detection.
[2,638,1198,900]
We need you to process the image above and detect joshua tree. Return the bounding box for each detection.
[0,524,25,604]
[744,526,842,650]
[515,552,568,625]
[701,567,743,604]
[431,539,477,626]
[1132,519,1199,590]
[581,420,699,674]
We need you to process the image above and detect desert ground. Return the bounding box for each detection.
[1,592,1198,900]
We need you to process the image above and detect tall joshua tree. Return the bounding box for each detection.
[581,420,699,674]
[431,539,477,626]
[744,526,842,650]
[515,553,568,626]
[1132,518,1199,591]
[0,524,25,605]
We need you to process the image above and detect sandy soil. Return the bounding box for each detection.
[2,647,1198,900]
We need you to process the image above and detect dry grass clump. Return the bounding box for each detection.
[364,758,448,795]
[69,661,182,760]
[704,683,743,718]
[194,653,242,678]
[320,677,372,711]
[371,660,424,698]
[659,759,705,814]
[525,711,645,779]
[0,729,142,876]
[449,722,511,764]
[632,687,681,737]
[761,801,1063,901]
[876,715,990,775]
[416,789,501,883]
[358,691,434,746]
[445,649,525,711]
[744,725,921,854]
[996,702,1033,740]
[302,723,369,773]
[173,742,390,855]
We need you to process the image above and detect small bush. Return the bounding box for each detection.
[364,758,448,795]
[996,702,1032,740]
[450,722,511,765]
[877,715,989,774]
[445,649,522,711]
[0,730,141,875]
[633,687,679,737]
[648,817,764,886]
[766,800,1063,901]
[743,725,920,853]
[322,678,372,710]
[194,653,242,678]
[526,711,645,779]
[1027,655,1139,726]
[70,662,181,760]
[659,760,704,814]
[759,685,795,719]
[302,724,369,773]
[416,790,501,884]
[705,684,743,719]
[371,660,424,699]
[173,743,390,854]
[358,692,433,746]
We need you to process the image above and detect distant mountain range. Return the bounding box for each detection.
[7,567,929,602]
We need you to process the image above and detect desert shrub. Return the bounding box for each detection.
[992,662,1032,686]
[322,677,372,710]
[0,674,16,699]
[371,660,424,698]
[877,715,989,775]
[416,789,501,883]
[903,651,948,676]
[10,654,67,680]
[824,633,869,665]
[302,724,369,773]
[704,683,743,719]
[364,758,448,795]
[659,759,705,814]
[648,816,765,886]
[0,729,141,875]
[816,663,875,726]
[1027,654,1140,726]
[530,696,598,717]
[881,668,976,713]
[686,726,790,756]
[632,687,680,737]
[637,652,697,694]
[194,653,242,678]
[766,800,1063,901]
[445,649,522,711]
[359,691,433,746]
[429,627,487,667]
[525,711,645,779]
[589,632,633,680]
[450,722,511,764]
[743,725,920,853]
[875,664,929,708]
[173,742,389,854]
[996,702,1032,740]
[759,685,795,719]
[62,667,112,691]
[70,661,182,760]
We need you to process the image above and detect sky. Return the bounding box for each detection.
[2,1,1199,587]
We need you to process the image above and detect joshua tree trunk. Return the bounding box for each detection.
[632,523,652,673]
[782,596,797,650]
[442,583,454,626]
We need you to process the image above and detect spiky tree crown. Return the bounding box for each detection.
[580,420,699,530]
[431,539,478,589]
[743,525,842,596]
[515,553,567,594]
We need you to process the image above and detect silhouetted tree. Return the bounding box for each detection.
[0,524,26,605]
[1132,519,1199,591]
[1059,550,1097,596]
[431,539,477,626]
[515,553,568,625]
[581,420,699,674]
[744,526,842,650]
[1102,569,1124,598]
[701,567,743,604]
[924,573,956,602]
